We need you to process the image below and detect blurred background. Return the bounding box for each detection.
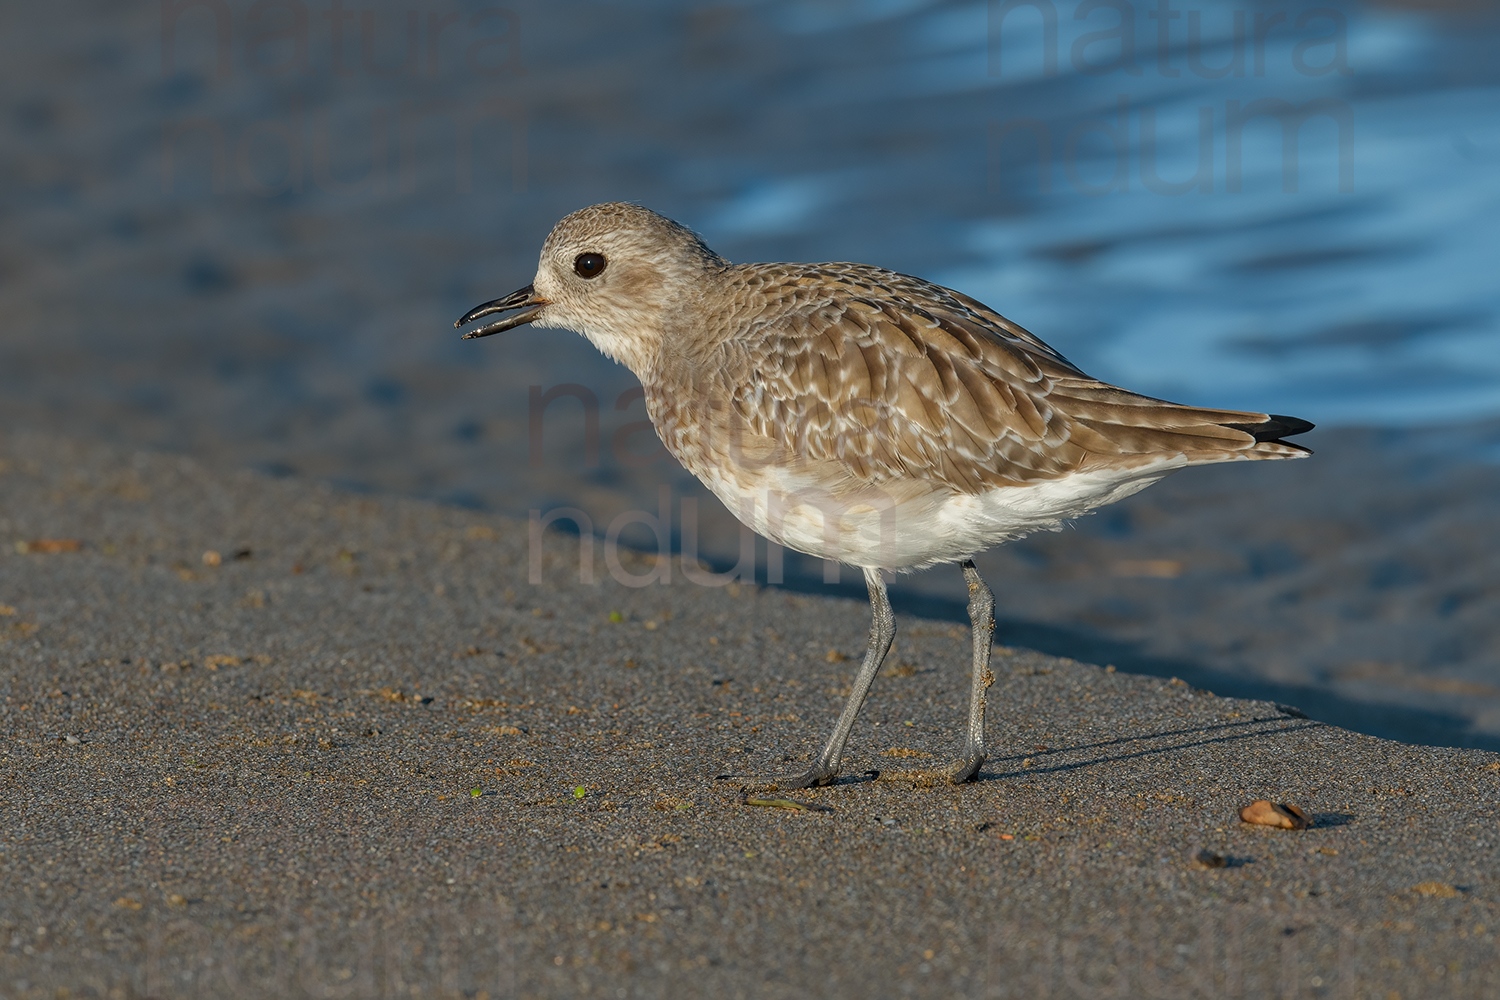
[2,0,1498,747]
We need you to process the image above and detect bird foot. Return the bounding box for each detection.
[773,762,840,790]
[947,751,984,784]
[715,760,843,791]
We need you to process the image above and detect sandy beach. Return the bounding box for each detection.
[3,430,1496,999]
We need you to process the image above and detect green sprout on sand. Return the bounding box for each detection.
[470,787,482,798]
[573,785,587,799]
[608,611,623,623]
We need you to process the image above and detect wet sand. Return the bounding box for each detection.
[2,430,1496,999]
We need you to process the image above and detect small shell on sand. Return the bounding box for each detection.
[1410,881,1461,898]
[1239,800,1311,830]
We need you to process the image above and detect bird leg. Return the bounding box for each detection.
[777,567,895,789]
[949,559,994,783]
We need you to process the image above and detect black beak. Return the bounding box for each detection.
[454,284,547,339]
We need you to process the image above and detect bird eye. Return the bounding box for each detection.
[573,253,607,279]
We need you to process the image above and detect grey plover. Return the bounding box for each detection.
[456,202,1312,789]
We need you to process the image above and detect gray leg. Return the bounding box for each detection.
[949,559,994,783]
[778,567,895,789]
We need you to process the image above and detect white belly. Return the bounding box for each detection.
[695,459,1187,571]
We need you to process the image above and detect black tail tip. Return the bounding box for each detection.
[1257,414,1315,441]
[1222,414,1315,448]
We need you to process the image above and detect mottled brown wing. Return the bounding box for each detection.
[716,263,1293,494]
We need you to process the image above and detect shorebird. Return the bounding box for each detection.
[456,202,1312,789]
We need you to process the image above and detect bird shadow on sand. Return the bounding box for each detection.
[536,517,1495,753]
[765,567,1500,754]
[974,718,1325,783]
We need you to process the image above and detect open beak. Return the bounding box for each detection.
[454,284,547,339]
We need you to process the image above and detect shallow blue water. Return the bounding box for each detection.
[707,1,1500,427]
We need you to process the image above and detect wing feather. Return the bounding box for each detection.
[667,262,1307,498]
